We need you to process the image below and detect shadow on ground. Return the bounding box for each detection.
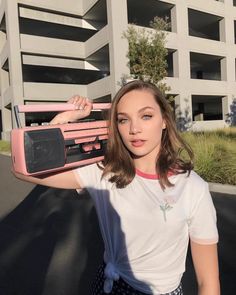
[0,186,104,295]
[0,185,235,295]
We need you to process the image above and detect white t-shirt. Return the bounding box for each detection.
[73,164,218,294]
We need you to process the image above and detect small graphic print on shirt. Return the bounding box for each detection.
[160,196,176,222]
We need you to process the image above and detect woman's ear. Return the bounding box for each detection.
[162,120,166,130]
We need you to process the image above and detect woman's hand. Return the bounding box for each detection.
[50,95,93,125]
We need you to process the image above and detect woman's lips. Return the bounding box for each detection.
[131,140,145,147]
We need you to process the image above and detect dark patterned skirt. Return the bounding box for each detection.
[90,263,183,295]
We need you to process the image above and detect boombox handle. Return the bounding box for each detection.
[14,103,111,128]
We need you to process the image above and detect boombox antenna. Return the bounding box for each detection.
[14,105,22,128]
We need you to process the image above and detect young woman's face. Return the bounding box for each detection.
[116,89,166,165]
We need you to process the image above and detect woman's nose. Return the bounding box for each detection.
[129,121,141,134]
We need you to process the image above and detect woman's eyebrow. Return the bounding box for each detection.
[138,106,155,113]
[117,106,155,116]
[117,112,128,117]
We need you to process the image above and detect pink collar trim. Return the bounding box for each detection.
[136,169,160,179]
[135,169,174,180]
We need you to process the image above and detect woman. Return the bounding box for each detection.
[13,80,220,295]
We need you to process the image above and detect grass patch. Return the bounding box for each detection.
[0,140,11,154]
[182,128,236,185]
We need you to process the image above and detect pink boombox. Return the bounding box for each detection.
[11,103,110,176]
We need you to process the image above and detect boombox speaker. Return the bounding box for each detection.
[11,103,110,176]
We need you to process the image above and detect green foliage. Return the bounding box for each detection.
[182,129,236,185]
[0,140,11,154]
[123,17,170,93]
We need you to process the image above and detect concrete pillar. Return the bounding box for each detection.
[172,50,179,78]
[224,4,235,84]
[0,59,12,138]
[219,18,226,42]
[175,93,192,131]
[222,95,233,123]
[174,2,190,80]
[4,0,24,131]
[0,0,10,140]
[172,1,193,130]
[220,57,227,81]
[224,1,236,122]
[106,0,130,98]
[170,5,177,33]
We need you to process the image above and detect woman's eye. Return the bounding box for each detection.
[142,114,152,120]
[117,118,128,124]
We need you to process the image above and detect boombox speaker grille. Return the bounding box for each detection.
[24,128,65,173]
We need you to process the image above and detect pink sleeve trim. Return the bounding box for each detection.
[190,236,219,245]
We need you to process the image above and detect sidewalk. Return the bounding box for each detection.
[209,182,236,195]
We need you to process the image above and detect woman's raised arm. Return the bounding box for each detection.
[12,169,81,189]
[12,95,93,189]
[50,95,92,124]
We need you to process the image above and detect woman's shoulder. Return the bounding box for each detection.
[169,171,211,205]
[188,170,206,183]
[74,162,104,178]
[73,162,105,188]
[182,170,209,194]
[172,170,208,191]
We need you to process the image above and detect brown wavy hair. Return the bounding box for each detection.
[102,80,194,189]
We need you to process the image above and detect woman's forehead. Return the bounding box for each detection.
[117,89,159,110]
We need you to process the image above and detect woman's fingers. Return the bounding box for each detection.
[65,95,93,120]
[78,97,87,110]
[50,96,92,124]
[68,95,92,111]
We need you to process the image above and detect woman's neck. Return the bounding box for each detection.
[133,158,158,175]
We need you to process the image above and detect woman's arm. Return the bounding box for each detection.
[190,240,220,295]
[50,95,92,124]
[13,169,81,189]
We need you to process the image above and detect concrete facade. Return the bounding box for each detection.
[0,0,236,139]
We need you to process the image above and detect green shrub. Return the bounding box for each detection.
[0,140,11,154]
[182,129,236,185]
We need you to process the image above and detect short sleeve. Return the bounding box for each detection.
[73,163,103,189]
[188,182,219,245]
